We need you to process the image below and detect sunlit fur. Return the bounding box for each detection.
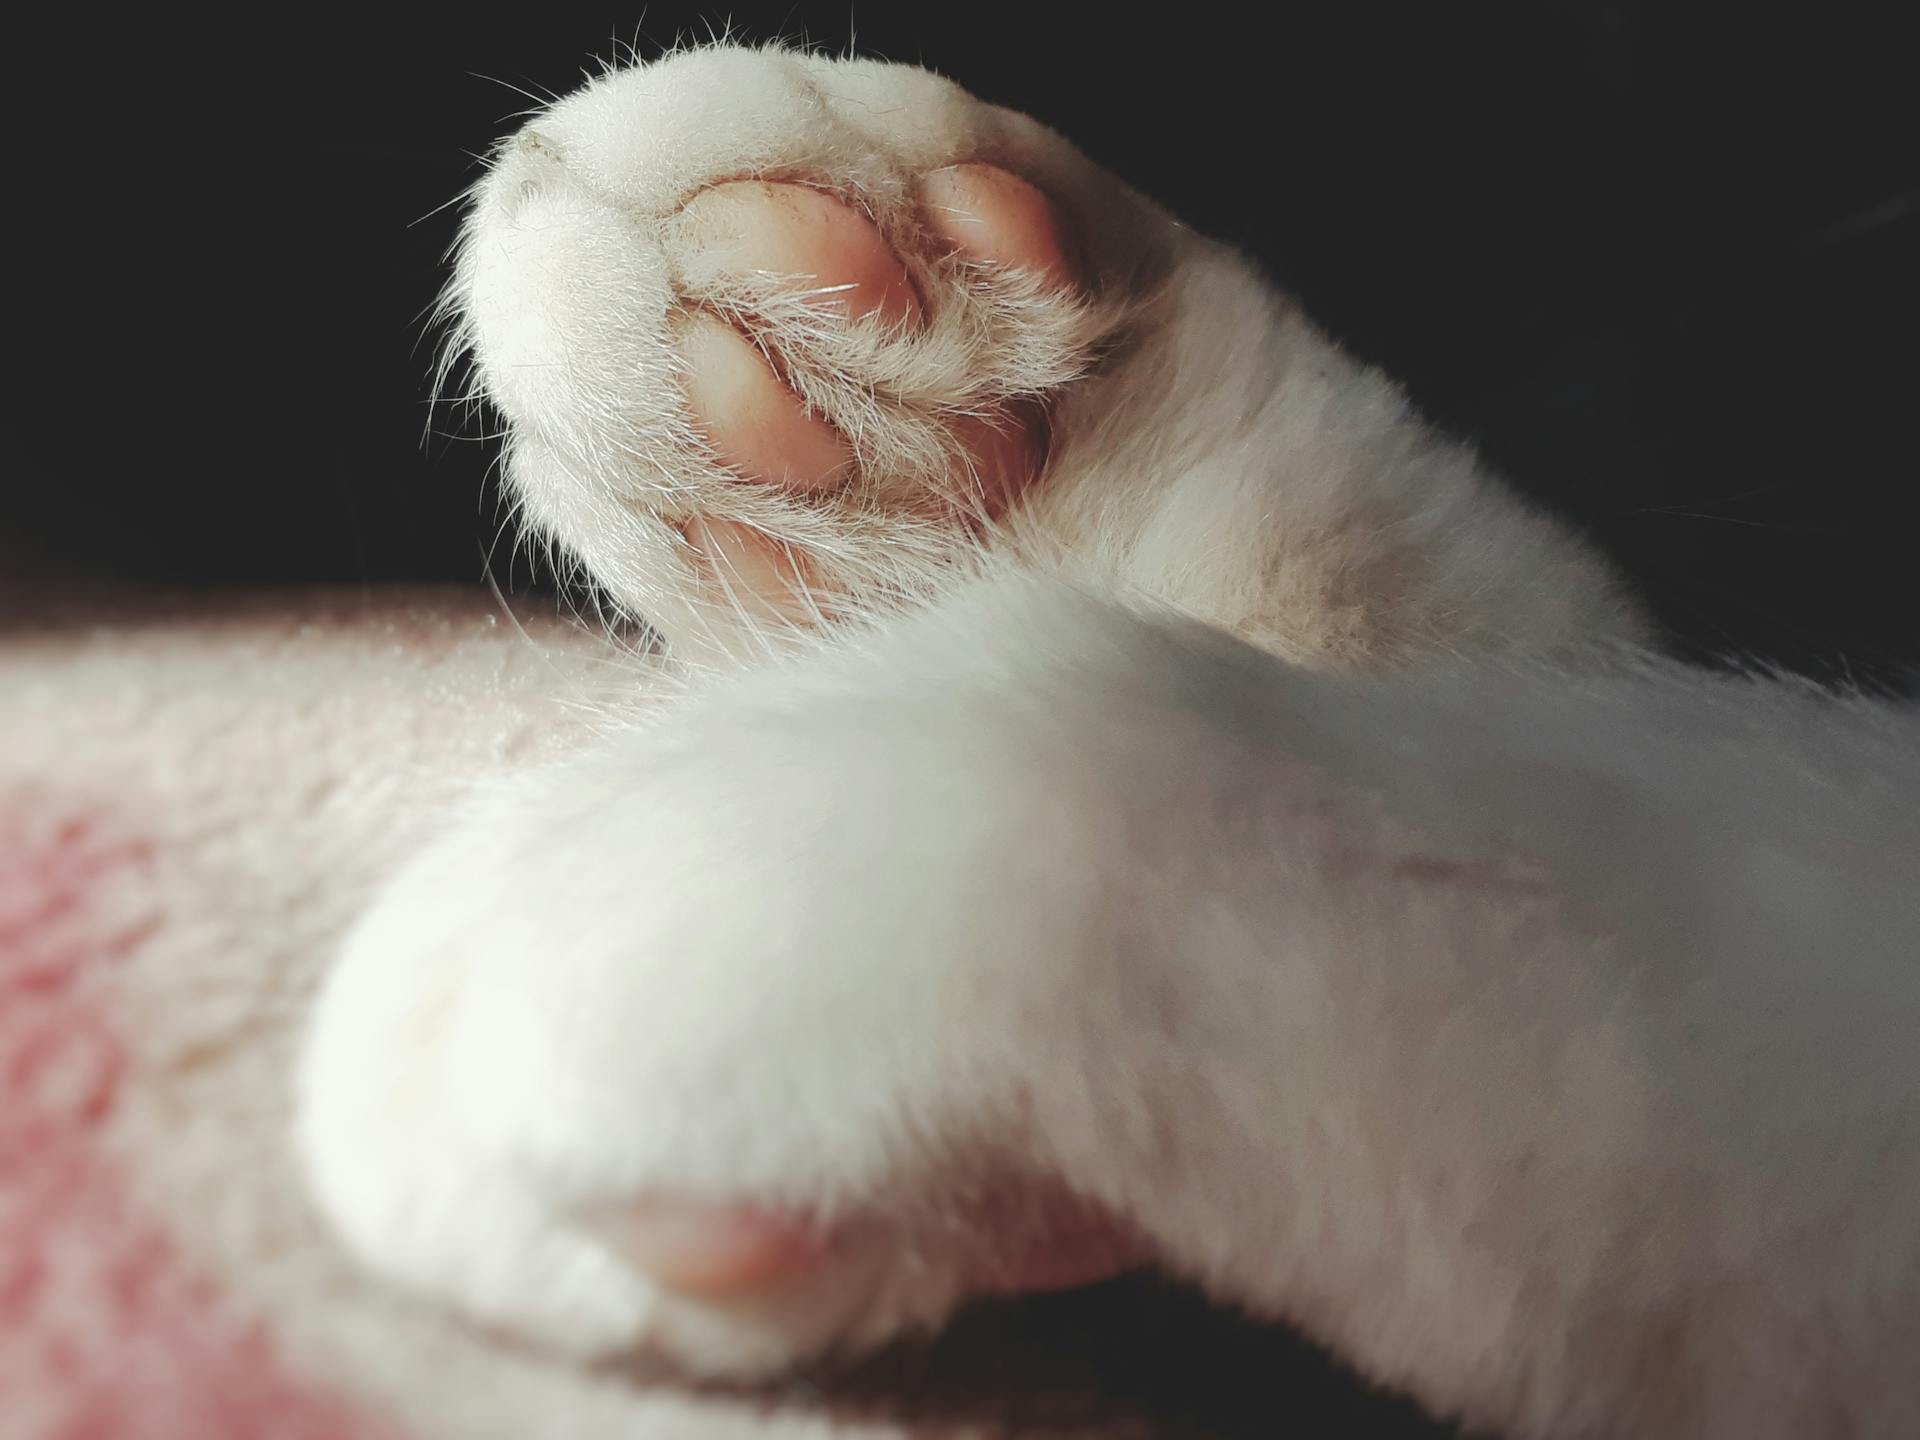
[430,43,1641,667]
[299,44,1919,1438]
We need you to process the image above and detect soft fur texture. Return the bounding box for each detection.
[287,45,1919,1439]
[0,595,951,1438]
[438,45,1639,666]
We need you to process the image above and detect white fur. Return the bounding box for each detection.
[298,44,1920,1438]
[0,598,915,1438]
[442,44,1641,666]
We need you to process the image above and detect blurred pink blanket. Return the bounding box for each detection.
[0,809,392,1439]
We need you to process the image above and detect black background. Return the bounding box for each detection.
[14,3,1917,688]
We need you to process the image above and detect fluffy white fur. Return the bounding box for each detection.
[297,44,1919,1438]
[0,598,916,1438]
[441,44,1639,665]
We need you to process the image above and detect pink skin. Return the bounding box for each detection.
[601,1197,1146,1303]
[677,164,1076,623]
[630,167,1137,1300]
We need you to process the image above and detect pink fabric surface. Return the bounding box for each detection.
[1,809,393,1440]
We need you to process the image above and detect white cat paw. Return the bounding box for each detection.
[451,43,1640,666]
[452,43,1175,658]
[295,626,1141,1375]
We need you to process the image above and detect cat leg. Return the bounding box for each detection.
[451,44,1646,665]
[299,575,1920,1434]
